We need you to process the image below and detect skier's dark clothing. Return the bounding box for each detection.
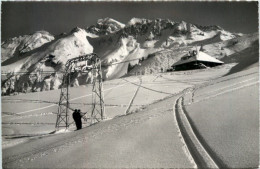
[73,109,82,130]
[77,109,82,129]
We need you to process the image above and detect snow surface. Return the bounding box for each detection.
[1,31,54,62]
[2,28,93,74]
[3,64,246,168]
[183,66,259,168]
[97,18,125,29]
[127,18,147,25]
[1,17,259,168]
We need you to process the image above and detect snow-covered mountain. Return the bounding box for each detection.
[2,17,258,95]
[87,17,125,35]
[2,28,94,93]
[1,31,54,62]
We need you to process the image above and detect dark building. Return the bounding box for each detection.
[172,50,224,71]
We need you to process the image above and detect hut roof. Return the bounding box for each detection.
[172,50,224,67]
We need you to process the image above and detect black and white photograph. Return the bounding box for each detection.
[1,1,259,168]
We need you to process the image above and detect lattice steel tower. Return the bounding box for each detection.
[55,53,105,130]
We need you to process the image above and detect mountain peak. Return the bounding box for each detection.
[195,24,223,32]
[87,18,125,35]
[127,18,152,26]
[97,17,125,28]
[70,27,82,33]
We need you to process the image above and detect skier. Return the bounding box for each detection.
[73,109,82,130]
[77,109,82,130]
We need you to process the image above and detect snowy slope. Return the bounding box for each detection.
[87,17,125,35]
[97,18,125,29]
[128,32,257,76]
[1,18,249,95]
[1,28,94,93]
[2,28,93,73]
[202,32,258,60]
[2,64,258,168]
[1,17,258,169]
[183,66,259,168]
[1,31,55,62]
[127,17,153,25]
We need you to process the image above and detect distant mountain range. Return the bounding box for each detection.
[1,18,258,95]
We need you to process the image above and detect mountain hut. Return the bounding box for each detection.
[172,49,224,71]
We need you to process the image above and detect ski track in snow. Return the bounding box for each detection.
[122,78,175,95]
[190,74,258,105]
[3,76,177,167]
[172,97,197,168]
[3,67,258,167]
[194,77,257,98]
[193,71,258,94]
[125,76,142,115]
[194,81,258,104]
[3,82,198,167]
[174,96,219,168]
[180,70,259,106]
[170,69,259,168]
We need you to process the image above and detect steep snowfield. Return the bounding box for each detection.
[127,17,152,26]
[92,19,239,80]
[87,17,125,35]
[102,36,139,79]
[88,33,159,80]
[101,36,158,79]
[1,28,94,93]
[97,18,125,30]
[128,47,189,75]
[202,32,258,60]
[1,31,54,62]
[130,32,257,76]
[47,28,93,66]
[2,28,93,73]
[190,31,236,46]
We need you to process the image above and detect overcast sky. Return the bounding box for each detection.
[1,1,258,41]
